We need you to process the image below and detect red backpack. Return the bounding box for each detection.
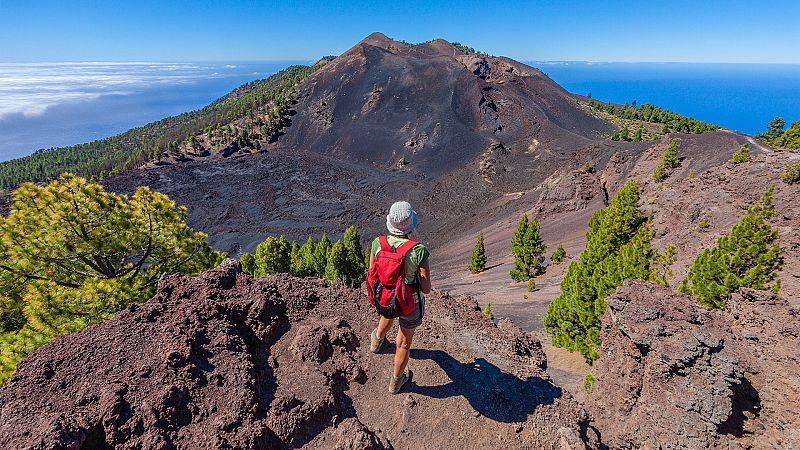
[366,236,419,319]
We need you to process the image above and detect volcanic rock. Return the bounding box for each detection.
[587,281,800,449]
[0,260,594,449]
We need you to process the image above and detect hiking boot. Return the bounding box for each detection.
[389,371,410,394]
[370,328,385,353]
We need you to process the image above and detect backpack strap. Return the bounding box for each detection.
[378,235,392,253]
[394,239,419,258]
[378,236,419,256]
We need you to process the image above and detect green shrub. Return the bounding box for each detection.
[583,374,596,393]
[254,236,291,276]
[680,188,783,310]
[240,253,256,275]
[698,219,710,230]
[653,139,681,182]
[582,162,593,173]
[551,243,566,264]
[731,143,751,164]
[756,117,800,150]
[482,304,493,319]
[780,162,800,184]
[527,278,536,292]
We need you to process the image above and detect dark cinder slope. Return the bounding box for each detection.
[279,32,614,176]
[104,32,630,254]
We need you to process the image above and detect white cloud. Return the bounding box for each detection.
[0,62,235,120]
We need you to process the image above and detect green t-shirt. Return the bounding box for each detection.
[371,235,430,285]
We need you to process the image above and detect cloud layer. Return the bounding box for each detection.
[0,62,246,119]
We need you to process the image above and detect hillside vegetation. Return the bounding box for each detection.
[0,175,223,383]
[756,116,800,149]
[582,99,720,141]
[0,65,314,190]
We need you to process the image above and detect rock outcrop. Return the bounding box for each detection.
[0,260,594,449]
[587,281,800,449]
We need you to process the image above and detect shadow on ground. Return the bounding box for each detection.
[409,349,561,423]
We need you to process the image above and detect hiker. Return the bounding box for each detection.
[367,201,431,394]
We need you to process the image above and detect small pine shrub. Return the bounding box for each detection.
[509,215,546,281]
[653,139,681,182]
[681,188,783,310]
[582,162,593,173]
[731,143,751,164]
[698,219,710,230]
[583,374,596,393]
[527,278,536,292]
[482,304,493,319]
[240,253,256,275]
[398,156,409,167]
[551,243,566,264]
[468,232,487,274]
[687,169,698,179]
[780,162,800,184]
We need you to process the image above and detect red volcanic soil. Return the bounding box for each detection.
[0,260,595,449]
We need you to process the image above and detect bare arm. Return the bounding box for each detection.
[418,260,431,294]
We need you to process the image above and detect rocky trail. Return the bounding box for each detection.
[0,260,594,449]
[2,259,799,449]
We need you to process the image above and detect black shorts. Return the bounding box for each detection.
[399,296,424,329]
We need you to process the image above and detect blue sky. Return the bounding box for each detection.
[1,0,799,63]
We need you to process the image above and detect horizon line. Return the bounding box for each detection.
[1,59,799,66]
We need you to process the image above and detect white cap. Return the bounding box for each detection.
[386,201,418,235]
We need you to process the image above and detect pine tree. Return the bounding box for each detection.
[254,236,291,276]
[524,219,547,276]
[289,241,302,276]
[297,236,317,277]
[510,215,546,280]
[0,174,222,384]
[544,180,661,363]
[781,162,800,184]
[342,226,366,288]
[364,247,372,271]
[654,139,681,182]
[510,214,529,281]
[551,244,566,264]
[240,252,256,275]
[482,304,493,319]
[680,188,782,310]
[468,232,487,273]
[313,233,332,278]
[324,241,348,285]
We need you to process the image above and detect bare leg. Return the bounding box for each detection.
[393,327,415,377]
[376,316,393,339]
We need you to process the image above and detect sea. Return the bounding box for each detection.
[532,62,800,136]
[0,61,798,162]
